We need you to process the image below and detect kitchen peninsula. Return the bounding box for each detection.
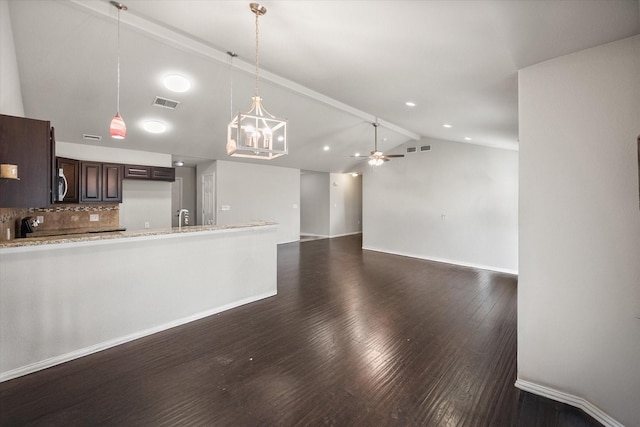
[0,222,278,381]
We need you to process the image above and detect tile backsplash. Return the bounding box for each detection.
[0,205,120,241]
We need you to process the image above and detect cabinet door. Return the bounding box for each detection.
[80,161,102,202]
[56,157,79,203]
[151,167,175,182]
[0,114,52,208]
[124,164,151,179]
[102,163,123,202]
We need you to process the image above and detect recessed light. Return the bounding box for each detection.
[173,161,184,167]
[354,152,360,157]
[323,146,330,151]
[351,173,359,177]
[163,74,191,93]
[405,101,416,107]
[464,137,472,141]
[443,124,452,128]
[143,120,167,134]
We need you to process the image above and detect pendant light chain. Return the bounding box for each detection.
[227,51,237,120]
[254,11,260,96]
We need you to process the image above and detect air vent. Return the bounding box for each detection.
[83,134,102,141]
[406,147,417,153]
[420,145,431,151]
[152,96,180,110]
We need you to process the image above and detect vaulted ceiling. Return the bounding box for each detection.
[8,0,640,172]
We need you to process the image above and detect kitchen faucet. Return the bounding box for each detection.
[177,209,189,229]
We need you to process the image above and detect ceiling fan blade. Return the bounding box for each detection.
[384,154,405,158]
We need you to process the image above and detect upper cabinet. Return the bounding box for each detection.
[80,162,123,203]
[0,114,54,208]
[124,164,175,182]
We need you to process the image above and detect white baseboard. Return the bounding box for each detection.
[0,291,277,383]
[362,245,518,275]
[329,231,362,238]
[299,233,328,238]
[515,379,624,427]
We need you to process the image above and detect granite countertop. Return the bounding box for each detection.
[0,221,276,249]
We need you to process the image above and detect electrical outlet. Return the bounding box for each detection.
[89,214,99,222]
[36,216,44,223]
[144,222,150,229]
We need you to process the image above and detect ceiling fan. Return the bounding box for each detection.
[353,122,405,166]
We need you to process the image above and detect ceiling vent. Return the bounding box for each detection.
[406,147,417,153]
[83,134,102,141]
[152,96,180,110]
[420,145,431,151]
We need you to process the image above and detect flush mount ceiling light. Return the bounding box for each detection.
[226,3,287,160]
[109,1,127,140]
[405,101,416,107]
[443,124,453,128]
[323,146,330,151]
[163,74,191,92]
[143,120,166,133]
[464,137,472,141]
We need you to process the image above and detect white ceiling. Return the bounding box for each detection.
[8,0,640,172]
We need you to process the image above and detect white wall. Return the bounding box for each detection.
[121,180,171,230]
[363,138,518,273]
[56,142,173,230]
[300,172,330,236]
[518,35,640,427]
[0,0,24,116]
[329,173,362,237]
[215,160,300,244]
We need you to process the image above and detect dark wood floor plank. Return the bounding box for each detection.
[0,235,602,426]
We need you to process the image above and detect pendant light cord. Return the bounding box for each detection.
[116,6,121,115]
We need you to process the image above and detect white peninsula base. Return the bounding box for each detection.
[0,223,278,381]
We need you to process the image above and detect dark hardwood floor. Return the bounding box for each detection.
[1,235,601,426]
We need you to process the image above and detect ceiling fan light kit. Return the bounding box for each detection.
[358,121,404,167]
[226,3,287,160]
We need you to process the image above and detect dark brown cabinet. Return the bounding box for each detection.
[124,164,175,182]
[56,157,79,203]
[151,167,175,182]
[0,114,54,208]
[80,162,123,203]
[102,163,123,202]
[124,165,151,179]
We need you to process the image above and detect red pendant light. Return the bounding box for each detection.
[110,2,127,139]
[110,113,126,139]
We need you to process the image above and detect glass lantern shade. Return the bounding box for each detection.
[227,96,287,160]
[110,113,126,139]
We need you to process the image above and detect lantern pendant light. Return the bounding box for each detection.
[110,1,127,139]
[226,3,287,159]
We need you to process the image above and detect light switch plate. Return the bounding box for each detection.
[89,214,99,222]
